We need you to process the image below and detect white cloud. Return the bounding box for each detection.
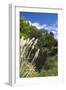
[29,21,47,29]
[28,20,58,39]
[45,25,57,32]
[51,31,57,34]
[54,34,58,39]
[32,23,47,29]
[44,22,58,39]
[28,20,32,26]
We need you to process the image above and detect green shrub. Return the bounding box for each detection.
[39,66,58,77]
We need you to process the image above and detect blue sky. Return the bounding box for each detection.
[20,12,58,39]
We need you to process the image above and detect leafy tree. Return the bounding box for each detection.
[20,16,30,39]
[29,26,42,39]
